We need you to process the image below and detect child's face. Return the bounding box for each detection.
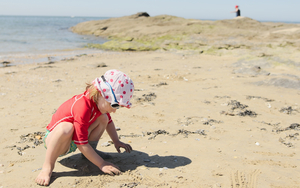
[97,95,117,114]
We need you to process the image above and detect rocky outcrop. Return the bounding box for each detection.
[71,13,300,52]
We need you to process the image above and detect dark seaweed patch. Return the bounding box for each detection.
[246,95,275,102]
[279,106,298,115]
[228,100,248,110]
[237,110,257,117]
[221,100,257,117]
[135,92,157,102]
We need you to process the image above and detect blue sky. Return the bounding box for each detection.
[0,0,299,22]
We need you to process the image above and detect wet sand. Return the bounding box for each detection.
[0,49,299,187]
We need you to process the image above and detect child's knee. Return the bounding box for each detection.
[57,122,74,137]
[98,114,109,126]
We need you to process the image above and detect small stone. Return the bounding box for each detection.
[101,142,111,147]
[128,140,132,143]
[35,135,42,140]
[144,159,151,162]
[255,142,260,146]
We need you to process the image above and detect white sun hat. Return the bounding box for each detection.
[93,69,134,108]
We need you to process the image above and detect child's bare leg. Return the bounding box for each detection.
[35,122,74,186]
[88,114,109,141]
[82,114,110,159]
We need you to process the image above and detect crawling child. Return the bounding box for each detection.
[35,69,134,186]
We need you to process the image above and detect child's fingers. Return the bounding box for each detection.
[112,163,120,170]
[128,144,133,151]
[107,171,114,176]
[113,168,121,175]
[126,146,131,153]
[125,144,132,153]
[103,165,120,176]
[116,146,121,153]
[109,166,120,175]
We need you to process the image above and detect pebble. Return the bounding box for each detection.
[32,168,42,172]
[159,167,168,171]
[255,142,260,146]
[143,159,151,162]
[0,164,3,167]
[35,135,41,140]
[128,140,132,143]
[101,142,111,147]
[115,127,121,131]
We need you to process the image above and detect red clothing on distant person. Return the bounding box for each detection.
[46,91,112,145]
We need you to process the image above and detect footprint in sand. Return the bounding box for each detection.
[230,169,261,188]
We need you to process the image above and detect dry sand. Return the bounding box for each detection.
[0,49,300,187]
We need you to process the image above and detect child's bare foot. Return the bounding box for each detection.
[35,168,52,186]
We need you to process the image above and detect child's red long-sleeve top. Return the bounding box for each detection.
[46,91,112,145]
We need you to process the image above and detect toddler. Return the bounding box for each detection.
[35,69,134,186]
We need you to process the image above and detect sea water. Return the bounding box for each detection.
[0,15,108,53]
[0,16,109,65]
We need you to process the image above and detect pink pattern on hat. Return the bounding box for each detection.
[93,69,134,108]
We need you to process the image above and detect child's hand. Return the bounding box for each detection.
[100,161,121,175]
[114,140,132,153]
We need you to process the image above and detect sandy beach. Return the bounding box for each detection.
[1,14,300,188]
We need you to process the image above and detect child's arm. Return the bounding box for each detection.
[106,121,132,153]
[77,144,120,175]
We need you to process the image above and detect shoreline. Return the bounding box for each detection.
[0,48,108,67]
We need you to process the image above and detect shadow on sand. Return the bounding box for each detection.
[50,150,191,184]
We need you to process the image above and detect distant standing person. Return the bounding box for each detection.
[231,5,241,17]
